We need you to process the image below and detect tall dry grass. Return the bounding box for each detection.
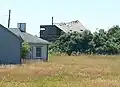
[0,55,120,87]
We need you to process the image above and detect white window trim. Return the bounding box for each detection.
[33,46,42,58]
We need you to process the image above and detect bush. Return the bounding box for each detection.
[21,42,30,59]
[49,25,120,55]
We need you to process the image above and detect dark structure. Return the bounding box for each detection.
[40,25,63,42]
[40,18,87,42]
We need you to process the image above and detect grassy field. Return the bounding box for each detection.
[0,55,120,87]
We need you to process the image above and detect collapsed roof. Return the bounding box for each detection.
[54,20,87,33]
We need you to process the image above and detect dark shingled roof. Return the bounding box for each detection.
[9,28,50,44]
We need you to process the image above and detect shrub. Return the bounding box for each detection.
[21,42,30,59]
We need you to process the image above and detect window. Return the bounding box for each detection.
[40,28,45,30]
[36,47,42,57]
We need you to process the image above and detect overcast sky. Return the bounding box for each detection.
[0,0,120,35]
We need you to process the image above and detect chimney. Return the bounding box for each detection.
[17,23,26,32]
[52,17,53,25]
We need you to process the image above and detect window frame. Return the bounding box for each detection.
[35,46,42,58]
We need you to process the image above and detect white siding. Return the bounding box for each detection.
[33,46,36,58]
[42,45,47,59]
[29,44,48,60]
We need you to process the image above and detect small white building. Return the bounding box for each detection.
[9,23,50,61]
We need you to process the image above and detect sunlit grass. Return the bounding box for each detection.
[0,55,120,87]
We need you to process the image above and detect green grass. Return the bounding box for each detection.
[0,55,120,87]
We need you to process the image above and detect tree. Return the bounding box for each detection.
[49,25,120,55]
[21,42,30,59]
[49,30,94,55]
[105,25,120,54]
[81,30,94,53]
[93,29,107,54]
[93,26,120,55]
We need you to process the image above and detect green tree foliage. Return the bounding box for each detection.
[21,42,30,59]
[93,29,108,54]
[49,25,120,55]
[49,30,94,55]
[105,25,120,54]
[93,26,120,54]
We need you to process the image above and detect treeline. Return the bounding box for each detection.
[49,25,120,55]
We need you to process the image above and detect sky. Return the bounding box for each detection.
[0,0,120,36]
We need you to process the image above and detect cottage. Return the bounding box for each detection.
[9,23,50,61]
[0,23,50,64]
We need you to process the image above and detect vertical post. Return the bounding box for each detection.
[46,45,48,62]
[52,17,53,25]
[39,26,41,37]
[8,10,11,28]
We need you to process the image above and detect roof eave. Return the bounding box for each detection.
[28,42,50,45]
